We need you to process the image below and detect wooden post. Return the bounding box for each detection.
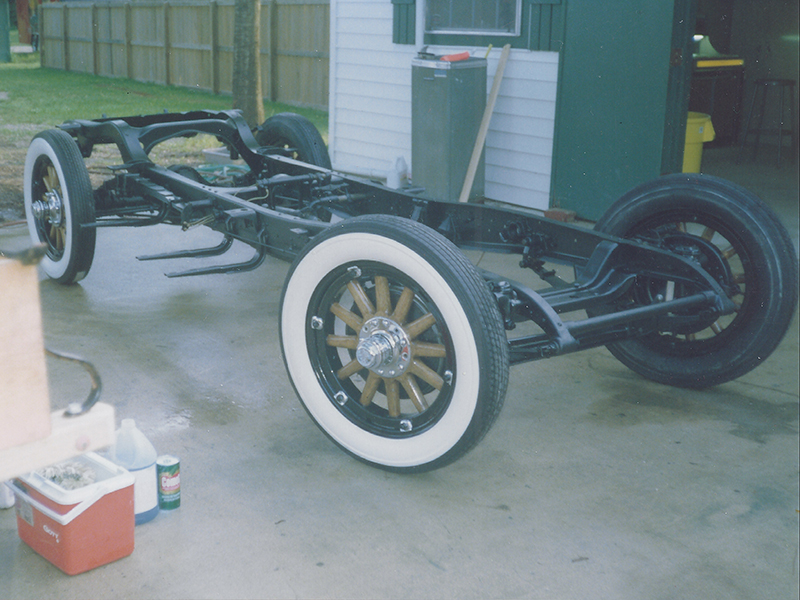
[210,1,219,94]
[125,2,132,80]
[38,4,45,66]
[163,2,171,85]
[62,3,69,71]
[91,4,98,76]
[266,0,276,102]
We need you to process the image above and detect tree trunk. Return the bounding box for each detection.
[232,0,265,127]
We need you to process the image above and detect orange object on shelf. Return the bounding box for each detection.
[440,51,471,62]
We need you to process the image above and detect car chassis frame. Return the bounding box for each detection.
[22,109,796,471]
[60,110,735,363]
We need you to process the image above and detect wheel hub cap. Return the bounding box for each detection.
[32,190,63,226]
[356,317,411,377]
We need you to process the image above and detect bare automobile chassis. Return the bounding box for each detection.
[22,110,798,472]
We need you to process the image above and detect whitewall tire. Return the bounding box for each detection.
[280,215,509,472]
[24,129,95,284]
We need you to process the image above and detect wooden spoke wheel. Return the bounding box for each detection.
[24,129,95,284]
[280,215,509,472]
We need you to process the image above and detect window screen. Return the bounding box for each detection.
[426,0,522,36]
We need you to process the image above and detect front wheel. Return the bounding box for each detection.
[595,173,798,388]
[280,215,509,472]
[24,129,96,284]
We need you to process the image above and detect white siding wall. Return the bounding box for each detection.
[329,0,558,211]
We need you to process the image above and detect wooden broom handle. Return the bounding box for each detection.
[458,44,511,203]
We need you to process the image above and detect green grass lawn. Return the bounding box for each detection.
[0,45,328,141]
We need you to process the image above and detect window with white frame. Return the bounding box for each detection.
[426,0,522,36]
[392,0,564,51]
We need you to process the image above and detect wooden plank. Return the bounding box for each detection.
[0,258,51,453]
[65,4,93,73]
[459,44,511,203]
[0,403,116,482]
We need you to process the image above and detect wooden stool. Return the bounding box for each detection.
[738,79,797,167]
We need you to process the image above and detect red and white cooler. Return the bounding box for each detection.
[10,452,135,575]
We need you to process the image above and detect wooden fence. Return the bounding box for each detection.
[39,0,330,110]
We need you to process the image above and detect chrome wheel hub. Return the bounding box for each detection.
[356,317,411,378]
[32,190,63,226]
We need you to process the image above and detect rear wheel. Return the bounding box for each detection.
[595,173,798,388]
[255,113,331,169]
[280,215,509,472]
[24,129,96,284]
[168,164,209,183]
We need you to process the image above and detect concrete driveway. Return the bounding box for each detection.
[1,217,798,599]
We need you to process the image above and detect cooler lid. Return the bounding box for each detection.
[16,452,134,505]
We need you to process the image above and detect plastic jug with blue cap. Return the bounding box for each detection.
[109,419,159,524]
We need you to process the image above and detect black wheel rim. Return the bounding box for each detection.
[305,261,457,438]
[30,155,67,261]
[627,209,752,354]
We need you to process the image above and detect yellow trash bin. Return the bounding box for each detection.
[682,112,715,173]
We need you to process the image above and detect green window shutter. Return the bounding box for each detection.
[393,0,416,45]
[525,0,565,52]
